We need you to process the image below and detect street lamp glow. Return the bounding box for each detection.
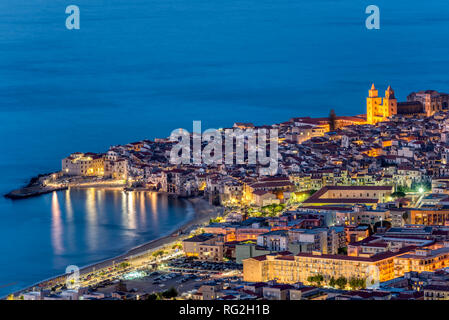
[418,187,424,193]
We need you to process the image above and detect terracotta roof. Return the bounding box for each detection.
[252,190,270,196]
[295,246,416,262]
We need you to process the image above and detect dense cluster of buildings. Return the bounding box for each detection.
[58,84,449,300]
[61,85,449,204]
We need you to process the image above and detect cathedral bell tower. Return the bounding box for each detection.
[367,83,382,124]
[383,85,397,118]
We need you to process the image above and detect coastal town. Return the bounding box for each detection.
[9,84,449,301]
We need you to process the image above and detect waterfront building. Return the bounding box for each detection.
[257,230,289,251]
[62,152,105,176]
[288,286,321,300]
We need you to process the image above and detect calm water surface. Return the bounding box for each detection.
[0,187,193,296]
[0,0,449,295]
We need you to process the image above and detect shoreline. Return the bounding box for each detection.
[7,192,222,298]
[4,185,68,199]
[3,174,127,200]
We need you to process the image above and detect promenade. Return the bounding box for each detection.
[8,196,221,298]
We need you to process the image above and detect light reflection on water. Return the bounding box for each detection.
[51,192,64,255]
[85,188,98,251]
[139,192,146,226]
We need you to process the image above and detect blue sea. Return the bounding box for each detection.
[0,0,448,296]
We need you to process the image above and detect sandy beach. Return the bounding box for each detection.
[10,194,222,297]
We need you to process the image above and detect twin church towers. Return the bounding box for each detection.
[366,84,449,125]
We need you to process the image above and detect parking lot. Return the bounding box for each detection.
[95,270,212,296]
[40,257,243,297]
[166,258,242,274]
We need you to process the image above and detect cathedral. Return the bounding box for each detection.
[366,84,397,125]
[366,84,449,125]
